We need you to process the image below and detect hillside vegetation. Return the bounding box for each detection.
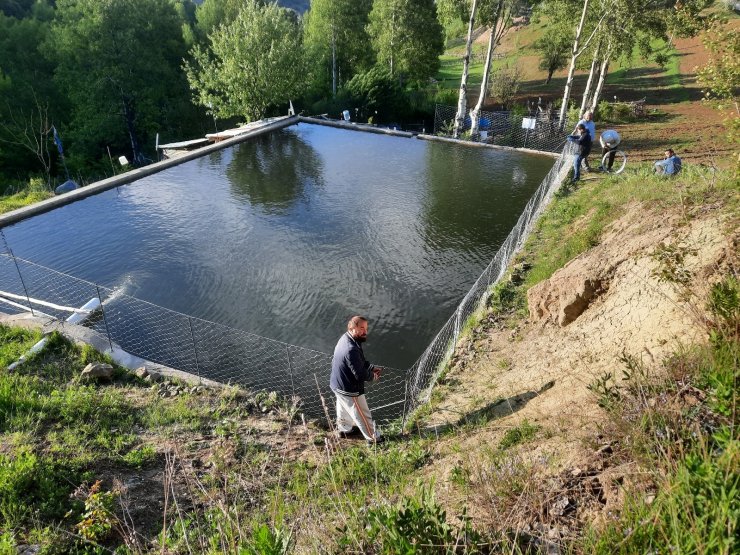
[0,3,738,554]
[0,161,737,553]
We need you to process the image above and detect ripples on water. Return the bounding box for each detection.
[4,123,553,367]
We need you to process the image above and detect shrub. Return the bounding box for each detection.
[596,100,636,123]
[343,66,409,124]
[488,65,522,110]
[340,487,490,553]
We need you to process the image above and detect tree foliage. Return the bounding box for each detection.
[0,7,59,178]
[344,66,409,122]
[367,0,445,84]
[303,0,373,96]
[49,0,197,167]
[193,0,244,41]
[533,25,572,83]
[696,19,739,107]
[185,0,305,122]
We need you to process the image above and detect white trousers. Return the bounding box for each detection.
[334,392,380,441]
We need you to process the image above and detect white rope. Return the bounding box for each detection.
[0,296,53,318]
[0,290,92,314]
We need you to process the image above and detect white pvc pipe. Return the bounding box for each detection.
[7,297,100,371]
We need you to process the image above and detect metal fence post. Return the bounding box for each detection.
[285,345,296,397]
[187,317,201,379]
[8,252,35,317]
[1,232,35,317]
[95,285,114,353]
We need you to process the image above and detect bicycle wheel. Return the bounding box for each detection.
[601,150,627,174]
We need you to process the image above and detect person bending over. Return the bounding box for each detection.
[329,316,384,445]
[567,123,592,182]
[654,148,682,176]
[599,129,621,172]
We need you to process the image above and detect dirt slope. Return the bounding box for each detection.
[419,201,736,531]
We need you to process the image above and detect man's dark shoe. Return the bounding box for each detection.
[367,436,385,446]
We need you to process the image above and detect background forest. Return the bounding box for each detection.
[0,0,447,191]
[0,0,732,191]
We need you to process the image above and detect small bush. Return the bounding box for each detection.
[340,487,490,553]
[596,100,637,123]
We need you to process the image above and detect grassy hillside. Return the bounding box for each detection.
[1,8,737,553]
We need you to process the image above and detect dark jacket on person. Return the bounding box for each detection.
[568,131,592,156]
[330,332,375,396]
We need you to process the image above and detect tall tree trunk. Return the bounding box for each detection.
[122,95,141,165]
[470,26,496,138]
[331,26,337,97]
[558,0,591,128]
[589,55,610,113]
[471,0,507,138]
[545,68,555,84]
[579,45,600,117]
[453,0,479,138]
[390,9,396,76]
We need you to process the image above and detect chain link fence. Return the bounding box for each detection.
[0,144,574,427]
[403,144,574,420]
[433,104,572,153]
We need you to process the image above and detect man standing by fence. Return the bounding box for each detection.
[567,124,592,183]
[330,316,384,445]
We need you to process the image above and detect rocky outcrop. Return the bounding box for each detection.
[527,266,609,327]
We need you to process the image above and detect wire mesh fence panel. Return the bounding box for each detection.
[406,313,458,413]
[0,254,32,316]
[11,257,100,322]
[363,364,409,425]
[285,343,333,419]
[433,104,572,152]
[96,288,199,375]
[0,142,574,429]
[189,317,295,399]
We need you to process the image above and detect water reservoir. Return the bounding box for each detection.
[2,123,553,369]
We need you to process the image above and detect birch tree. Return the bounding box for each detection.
[303,0,373,97]
[469,0,525,138]
[557,0,606,127]
[438,0,480,137]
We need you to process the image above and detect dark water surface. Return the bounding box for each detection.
[3,124,552,368]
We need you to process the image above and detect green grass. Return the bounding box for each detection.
[499,420,540,450]
[0,190,52,215]
[0,325,270,547]
[521,164,738,291]
[0,326,41,368]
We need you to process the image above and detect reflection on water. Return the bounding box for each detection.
[227,130,324,213]
[423,142,534,253]
[2,124,553,368]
